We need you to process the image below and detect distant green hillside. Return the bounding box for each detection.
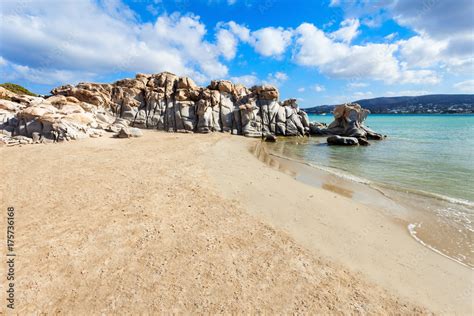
[0,83,37,97]
[305,94,474,114]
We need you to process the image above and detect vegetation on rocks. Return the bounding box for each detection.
[0,83,37,98]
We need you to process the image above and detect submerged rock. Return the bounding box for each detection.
[264,134,277,142]
[327,135,359,146]
[357,137,370,146]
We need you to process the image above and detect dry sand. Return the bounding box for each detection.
[0,131,471,314]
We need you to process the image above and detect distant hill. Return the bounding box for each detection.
[0,82,37,97]
[305,94,474,114]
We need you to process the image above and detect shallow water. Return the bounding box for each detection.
[302,114,473,203]
[264,114,474,267]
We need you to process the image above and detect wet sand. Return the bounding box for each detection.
[259,140,474,268]
[0,131,471,313]
[206,135,473,314]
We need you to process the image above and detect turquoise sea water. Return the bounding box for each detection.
[290,114,474,204]
[264,114,474,266]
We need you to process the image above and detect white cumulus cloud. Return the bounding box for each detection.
[216,28,238,60]
[330,18,360,43]
[347,82,368,88]
[293,22,440,84]
[249,27,293,58]
[385,90,429,96]
[453,80,474,93]
[384,32,398,41]
[313,84,326,92]
[324,0,474,76]
[226,21,251,42]
[352,91,374,100]
[398,35,447,68]
[222,22,293,58]
[265,71,288,86]
[230,74,259,86]
[0,1,230,85]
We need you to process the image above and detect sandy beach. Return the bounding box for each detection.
[0,131,472,314]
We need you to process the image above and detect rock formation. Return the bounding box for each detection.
[0,73,384,147]
[0,91,110,146]
[309,103,384,145]
[51,73,312,138]
[0,72,313,146]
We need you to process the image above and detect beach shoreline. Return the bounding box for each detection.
[0,131,472,313]
[204,134,473,314]
[257,138,474,268]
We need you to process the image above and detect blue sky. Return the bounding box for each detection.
[0,0,473,107]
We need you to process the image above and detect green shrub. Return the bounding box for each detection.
[0,83,37,96]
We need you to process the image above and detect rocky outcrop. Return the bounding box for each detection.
[327,135,359,146]
[0,73,386,147]
[1,72,312,146]
[309,103,384,145]
[0,94,110,146]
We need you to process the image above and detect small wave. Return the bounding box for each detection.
[305,163,372,185]
[266,151,372,185]
[375,183,474,208]
[426,192,474,208]
[266,148,474,209]
[408,223,472,269]
[262,144,473,268]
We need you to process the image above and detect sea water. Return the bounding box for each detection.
[264,114,474,267]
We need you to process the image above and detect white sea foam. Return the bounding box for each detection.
[408,223,471,269]
[427,192,474,208]
[305,162,372,185]
[264,142,474,268]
